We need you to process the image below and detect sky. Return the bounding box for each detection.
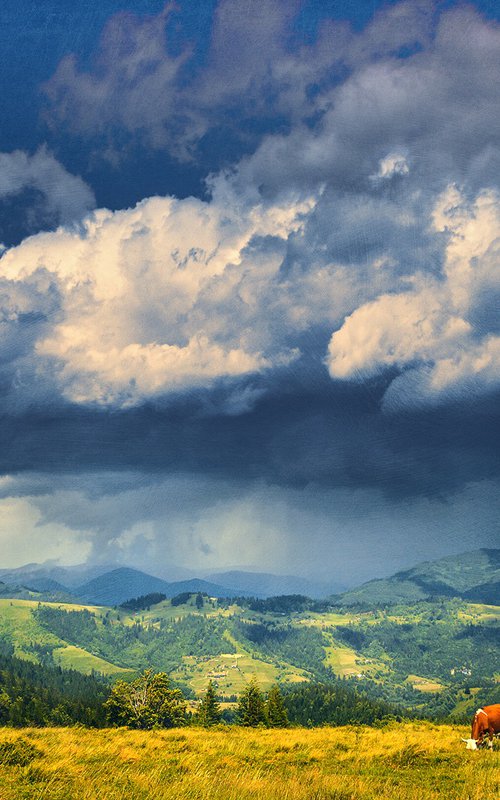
[0,0,499,587]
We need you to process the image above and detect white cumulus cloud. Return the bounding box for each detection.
[0,187,312,406]
[327,185,500,406]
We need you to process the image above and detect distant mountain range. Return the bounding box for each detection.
[0,562,118,591]
[75,568,250,606]
[0,563,341,606]
[0,548,498,607]
[334,548,500,606]
[207,571,340,599]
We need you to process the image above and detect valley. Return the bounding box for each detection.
[0,549,498,721]
[0,592,497,718]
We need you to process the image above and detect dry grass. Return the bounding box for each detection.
[0,722,498,799]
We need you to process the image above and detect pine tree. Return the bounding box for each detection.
[266,685,288,727]
[237,677,266,726]
[197,680,222,726]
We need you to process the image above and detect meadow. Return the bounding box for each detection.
[0,722,498,800]
[1,597,498,702]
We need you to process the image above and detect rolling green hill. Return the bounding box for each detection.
[0,591,498,718]
[0,599,131,676]
[0,550,498,718]
[336,549,500,606]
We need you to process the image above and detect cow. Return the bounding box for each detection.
[462,705,500,750]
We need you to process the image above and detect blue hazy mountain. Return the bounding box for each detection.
[2,549,497,607]
[0,563,343,603]
[207,570,345,599]
[75,568,252,606]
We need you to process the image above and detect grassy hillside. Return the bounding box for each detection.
[0,594,498,717]
[406,549,499,591]
[0,597,312,692]
[0,724,498,800]
[0,599,130,676]
[337,549,500,606]
[52,644,132,677]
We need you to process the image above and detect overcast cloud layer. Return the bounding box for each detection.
[0,0,498,582]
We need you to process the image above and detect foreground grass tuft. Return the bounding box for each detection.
[0,723,497,799]
[0,738,43,767]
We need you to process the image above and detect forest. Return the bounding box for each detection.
[0,589,496,732]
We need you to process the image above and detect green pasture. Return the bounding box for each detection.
[52,645,133,676]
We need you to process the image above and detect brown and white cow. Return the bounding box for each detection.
[462,705,500,750]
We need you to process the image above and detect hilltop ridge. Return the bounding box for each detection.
[335,548,500,606]
[0,548,498,607]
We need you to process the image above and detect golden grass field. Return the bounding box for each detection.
[0,723,498,800]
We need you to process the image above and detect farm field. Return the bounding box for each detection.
[405,675,445,693]
[0,595,498,717]
[52,644,133,676]
[0,723,498,800]
[322,637,383,678]
[172,651,309,696]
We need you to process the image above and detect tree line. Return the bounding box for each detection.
[105,672,289,729]
[0,648,399,730]
[0,653,108,727]
[99,671,401,729]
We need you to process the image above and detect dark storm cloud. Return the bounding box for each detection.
[1,378,499,501]
[25,0,500,413]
